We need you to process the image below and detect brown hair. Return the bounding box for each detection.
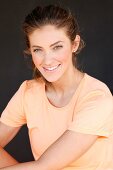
[23,5,85,79]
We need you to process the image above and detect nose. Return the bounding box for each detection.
[43,51,54,65]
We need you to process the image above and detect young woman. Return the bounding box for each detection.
[0,4,113,170]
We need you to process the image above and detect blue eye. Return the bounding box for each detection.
[53,45,63,50]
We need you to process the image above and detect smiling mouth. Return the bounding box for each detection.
[43,64,61,72]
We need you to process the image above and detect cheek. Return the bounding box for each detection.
[32,54,43,66]
[56,49,72,62]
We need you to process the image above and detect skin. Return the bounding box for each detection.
[30,25,78,84]
[29,25,84,107]
[0,123,20,168]
[0,25,98,170]
[0,145,18,168]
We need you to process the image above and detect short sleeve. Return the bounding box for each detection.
[68,90,113,137]
[0,81,27,127]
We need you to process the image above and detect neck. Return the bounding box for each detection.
[46,67,84,96]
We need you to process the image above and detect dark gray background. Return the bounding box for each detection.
[0,0,113,162]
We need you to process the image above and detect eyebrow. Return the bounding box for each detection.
[31,41,63,48]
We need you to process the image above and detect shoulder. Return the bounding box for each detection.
[82,73,112,97]
[70,75,113,137]
[18,78,45,95]
[77,73,113,111]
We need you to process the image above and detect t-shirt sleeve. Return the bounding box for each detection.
[0,81,27,127]
[68,90,113,137]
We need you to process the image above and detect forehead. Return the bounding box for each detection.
[29,25,70,45]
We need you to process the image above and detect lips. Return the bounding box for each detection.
[43,64,61,72]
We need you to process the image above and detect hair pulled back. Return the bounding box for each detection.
[23,5,85,79]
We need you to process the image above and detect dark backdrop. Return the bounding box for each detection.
[0,0,113,162]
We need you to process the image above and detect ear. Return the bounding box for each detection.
[72,35,80,53]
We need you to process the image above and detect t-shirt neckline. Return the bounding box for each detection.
[43,73,87,111]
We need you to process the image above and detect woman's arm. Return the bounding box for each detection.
[0,145,18,168]
[0,122,21,168]
[0,130,98,170]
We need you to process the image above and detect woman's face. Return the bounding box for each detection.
[29,25,80,82]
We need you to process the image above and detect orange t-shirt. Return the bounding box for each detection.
[1,73,113,170]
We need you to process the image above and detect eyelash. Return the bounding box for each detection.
[53,45,63,50]
[33,49,41,53]
[33,45,63,53]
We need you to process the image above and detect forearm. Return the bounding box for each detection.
[0,145,18,168]
[0,130,97,170]
[0,161,45,170]
[0,131,77,170]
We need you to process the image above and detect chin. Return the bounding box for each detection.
[40,67,65,83]
[42,75,62,83]
[44,78,60,83]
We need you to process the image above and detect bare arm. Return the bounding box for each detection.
[0,130,98,170]
[0,122,21,168]
[0,145,18,168]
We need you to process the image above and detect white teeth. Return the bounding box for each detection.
[44,65,59,71]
